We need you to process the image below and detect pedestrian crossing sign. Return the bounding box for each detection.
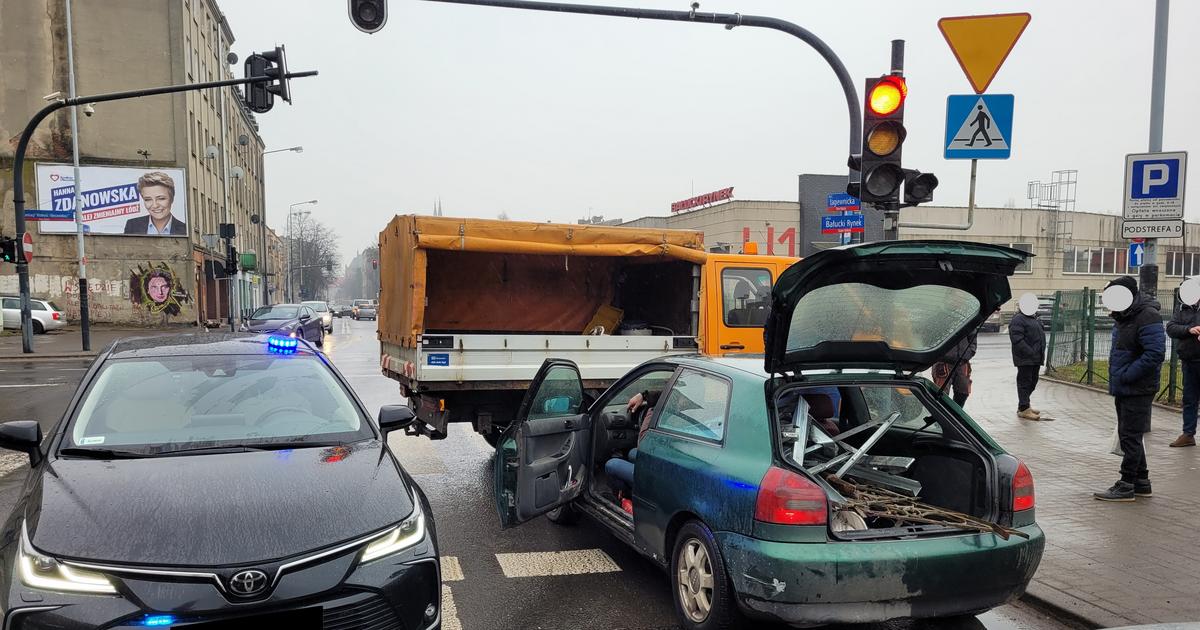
[944,94,1014,159]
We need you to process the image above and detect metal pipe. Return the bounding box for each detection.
[898,159,977,231]
[424,0,862,171]
[1141,0,1169,299]
[65,0,90,351]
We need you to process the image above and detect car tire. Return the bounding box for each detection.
[315,329,324,348]
[32,320,44,335]
[671,521,742,630]
[546,502,581,526]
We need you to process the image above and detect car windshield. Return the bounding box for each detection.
[64,354,372,455]
[303,302,329,313]
[787,283,980,353]
[252,306,298,320]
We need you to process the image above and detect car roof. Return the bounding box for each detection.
[106,333,318,359]
[664,354,769,380]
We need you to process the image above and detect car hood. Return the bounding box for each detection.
[26,440,413,566]
[764,240,1028,373]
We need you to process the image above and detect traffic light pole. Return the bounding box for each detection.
[1140,0,1169,299]
[423,0,863,178]
[8,71,316,353]
[879,40,905,241]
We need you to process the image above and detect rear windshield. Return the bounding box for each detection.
[47,301,63,311]
[65,355,372,454]
[252,306,298,319]
[786,283,979,353]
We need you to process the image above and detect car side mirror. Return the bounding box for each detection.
[299,313,311,321]
[378,405,416,433]
[0,421,42,467]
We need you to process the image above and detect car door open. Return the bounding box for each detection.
[494,359,592,528]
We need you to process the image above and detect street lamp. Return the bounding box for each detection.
[264,145,303,155]
[287,200,317,302]
[262,147,305,305]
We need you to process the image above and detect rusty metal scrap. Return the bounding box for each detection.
[825,475,1029,541]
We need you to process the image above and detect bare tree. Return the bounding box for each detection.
[288,214,341,301]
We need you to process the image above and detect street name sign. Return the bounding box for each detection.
[826,192,859,211]
[821,214,865,234]
[1129,242,1145,267]
[23,208,75,221]
[938,13,1031,94]
[1121,219,1183,239]
[945,94,1013,159]
[1123,151,1187,220]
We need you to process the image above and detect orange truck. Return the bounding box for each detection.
[377,215,796,443]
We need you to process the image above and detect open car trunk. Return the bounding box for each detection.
[773,380,1004,541]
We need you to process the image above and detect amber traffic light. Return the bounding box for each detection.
[859,75,908,205]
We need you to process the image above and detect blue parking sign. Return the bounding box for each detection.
[1123,151,1187,220]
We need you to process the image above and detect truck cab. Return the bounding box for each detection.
[701,252,797,355]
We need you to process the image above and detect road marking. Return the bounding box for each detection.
[0,383,61,388]
[495,549,622,578]
[441,585,463,630]
[441,555,464,581]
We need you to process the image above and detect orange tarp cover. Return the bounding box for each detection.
[378,215,706,347]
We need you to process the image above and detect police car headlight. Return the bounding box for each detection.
[359,499,426,564]
[19,524,116,594]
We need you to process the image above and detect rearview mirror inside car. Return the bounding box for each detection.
[378,405,416,433]
[0,421,42,467]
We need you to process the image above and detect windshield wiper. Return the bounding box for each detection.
[150,441,344,456]
[59,447,148,459]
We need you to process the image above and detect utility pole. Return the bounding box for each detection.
[64,0,91,351]
[1140,0,1169,299]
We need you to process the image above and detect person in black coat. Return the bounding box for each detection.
[1165,286,1200,448]
[1009,299,1046,420]
[933,331,977,407]
[1095,276,1165,502]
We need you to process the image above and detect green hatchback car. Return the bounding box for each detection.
[494,241,1045,629]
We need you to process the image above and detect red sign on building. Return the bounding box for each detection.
[672,187,734,213]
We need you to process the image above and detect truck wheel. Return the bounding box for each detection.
[546,503,581,526]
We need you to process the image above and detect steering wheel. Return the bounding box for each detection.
[629,403,649,431]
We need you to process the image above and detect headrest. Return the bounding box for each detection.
[802,393,836,419]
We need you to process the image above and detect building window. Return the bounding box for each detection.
[1063,245,1134,276]
[1009,242,1033,273]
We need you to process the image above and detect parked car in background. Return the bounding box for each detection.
[494,241,1043,629]
[980,308,1003,332]
[1,296,67,334]
[331,303,351,318]
[301,301,334,332]
[242,304,325,347]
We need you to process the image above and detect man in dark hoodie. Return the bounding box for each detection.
[1009,299,1046,420]
[1165,282,1200,448]
[1096,276,1165,501]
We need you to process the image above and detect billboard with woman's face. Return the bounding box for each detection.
[35,164,189,237]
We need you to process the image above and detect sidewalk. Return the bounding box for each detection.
[0,324,197,360]
[967,353,1200,627]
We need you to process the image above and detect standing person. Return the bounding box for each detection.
[1009,294,1046,420]
[1165,278,1200,448]
[1095,276,1165,502]
[933,331,977,407]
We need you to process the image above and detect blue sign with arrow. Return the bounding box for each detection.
[1129,242,1145,268]
[945,94,1014,159]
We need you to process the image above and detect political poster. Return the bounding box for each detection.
[35,164,189,237]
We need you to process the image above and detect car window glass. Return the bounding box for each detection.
[526,365,584,421]
[601,369,677,419]
[253,306,297,319]
[722,268,772,327]
[2,298,17,309]
[30,302,47,311]
[860,385,941,434]
[786,283,980,353]
[67,355,371,452]
[655,369,730,442]
[48,301,63,311]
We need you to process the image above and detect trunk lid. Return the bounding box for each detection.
[764,240,1028,374]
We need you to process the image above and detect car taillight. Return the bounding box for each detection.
[1012,461,1035,511]
[52,312,60,320]
[754,466,828,526]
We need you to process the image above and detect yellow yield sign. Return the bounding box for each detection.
[938,13,1031,94]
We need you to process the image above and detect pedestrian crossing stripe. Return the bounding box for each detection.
[946,97,1009,151]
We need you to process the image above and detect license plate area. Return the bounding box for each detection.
[183,607,320,629]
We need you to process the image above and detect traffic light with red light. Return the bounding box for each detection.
[371,259,378,270]
[859,75,908,206]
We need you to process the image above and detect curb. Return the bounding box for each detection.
[1021,581,1134,629]
[0,353,98,362]
[1042,374,1183,412]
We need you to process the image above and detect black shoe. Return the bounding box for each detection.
[1134,480,1152,497]
[1094,481,1136,502]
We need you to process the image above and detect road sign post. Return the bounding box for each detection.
[1121,151,1187,243]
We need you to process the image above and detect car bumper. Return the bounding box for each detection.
[40,318,67,331]
[717,524,1045,625]
[3,546,442,630]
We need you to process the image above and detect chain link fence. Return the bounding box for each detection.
[1044,288,1182,404]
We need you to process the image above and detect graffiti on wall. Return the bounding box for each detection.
[129,262,191,316]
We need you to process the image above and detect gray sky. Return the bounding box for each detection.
[220,1,1200,259]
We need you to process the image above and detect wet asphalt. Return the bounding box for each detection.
[0,326,1084,630]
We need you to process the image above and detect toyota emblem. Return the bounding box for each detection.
[228,569,268,596]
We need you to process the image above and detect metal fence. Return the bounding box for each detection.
[1044,288,1182,404]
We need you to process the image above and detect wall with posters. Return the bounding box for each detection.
[35,164,189,237]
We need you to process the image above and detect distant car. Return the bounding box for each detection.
[0,333,438,629]
[242,304,325,347]
[351,299,374,320]
[301,301,334,332]
[355,305,377,321]
[331,303,351,318]
[1,296,67,334]
[980,309,1003,333]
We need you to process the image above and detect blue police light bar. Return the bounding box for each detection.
[140,615,176,627]
[267,335,299,355]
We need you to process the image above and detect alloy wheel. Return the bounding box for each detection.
[676,537,714,623]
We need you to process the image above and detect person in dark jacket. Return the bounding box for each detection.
[1009,297,1047,420]
[1095,276,1165,502]
[1165,282,1200,448]
[933,332,977,407]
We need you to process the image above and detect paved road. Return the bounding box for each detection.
[0,321,1083,630]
